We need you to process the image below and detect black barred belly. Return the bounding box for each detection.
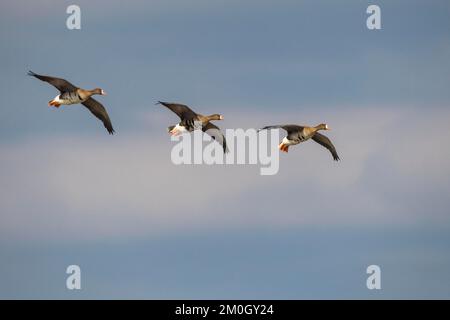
[59,91,84,105]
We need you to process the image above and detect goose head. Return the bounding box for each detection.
[91,88,107,96]
[207,114,224,121]
[316,123,330,131]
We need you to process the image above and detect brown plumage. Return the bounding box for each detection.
[28,71,114,134]
[157,101,228,152]
[259,124,340,161]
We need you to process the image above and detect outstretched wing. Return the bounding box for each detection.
[311,132,340,161]
[259,124,303,135]
[203,122,228,153]
[157,101,197,121]
[82,98,115,135]
[28,71,77,93]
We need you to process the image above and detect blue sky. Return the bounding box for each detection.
[1,0,450,299]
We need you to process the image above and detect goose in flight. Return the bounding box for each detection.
[28,71,114,134]
[157,101,228,153]
[259,124,339,161]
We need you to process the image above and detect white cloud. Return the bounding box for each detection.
[1,106,450,242]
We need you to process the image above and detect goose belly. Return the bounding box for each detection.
[298,135,311,142]
[181,119,202,131]
[56,92,84,105]
[282,137,300,146]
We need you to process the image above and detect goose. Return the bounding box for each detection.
[28,71,114,134]
[259,124,340,161]
[157,101,228,152]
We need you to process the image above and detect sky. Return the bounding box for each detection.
[1,0,450,299]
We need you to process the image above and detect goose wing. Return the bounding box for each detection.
[157,101,197,121]
[203,122,228,153]
[28,71,77,93]
[82,98,115,135]
[259,124,304,135]
[311,132,339,161]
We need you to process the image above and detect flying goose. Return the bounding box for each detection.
[157,101,228,153]
[259,124,340,161]
[28,71,114,134]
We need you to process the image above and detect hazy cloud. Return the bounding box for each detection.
[1,107,449,242]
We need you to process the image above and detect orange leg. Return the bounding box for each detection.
[278,143,289,153]
[48,100,61,108]
[278,143,283,151]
